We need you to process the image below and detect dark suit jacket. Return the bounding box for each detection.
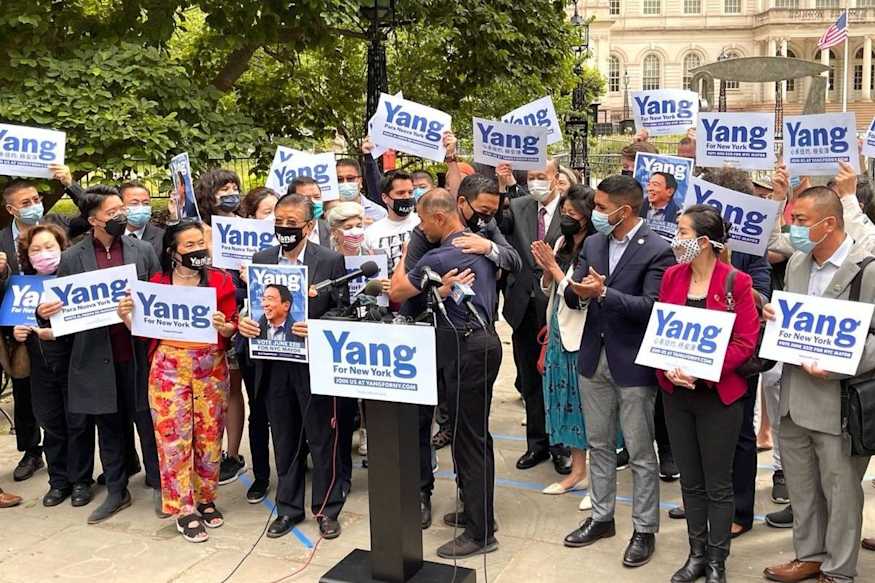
[564,221,675,387]
[257,313,303,342]
[57,235,160,415]
[639,197,681,224]
[131,222,165,259]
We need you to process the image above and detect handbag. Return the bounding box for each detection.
[536,325,548,375]
[723,269,776,378]
[841,256,875,456]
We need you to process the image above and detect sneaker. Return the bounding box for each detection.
[765,505,793,528]
[218,453,245,485]
[246,479,270,504]
[436,533,498,559]
[616,448,630,471]
[771,470,790,504]
[358,429,368,456]
[658,454,680,482]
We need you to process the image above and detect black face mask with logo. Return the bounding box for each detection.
[275,226,304,251]
[462,200,491,233]
[391,197,415,217]
[179,248,211,270]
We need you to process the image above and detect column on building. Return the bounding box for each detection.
[821,44,831,103]
[864,36,873,102]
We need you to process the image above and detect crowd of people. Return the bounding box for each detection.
[0,127,873,583]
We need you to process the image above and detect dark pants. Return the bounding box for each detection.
[663,387,743,553]
[511,298,549,455]
[263,362,349,520]
[11,376,42,457]
[655,391,672,458]
[240,353,270,482]
[445,330,502,542]
[732,378,758,529]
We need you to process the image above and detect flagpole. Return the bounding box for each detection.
[842,9,849,113]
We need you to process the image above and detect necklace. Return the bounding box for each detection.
[174,268,199,280]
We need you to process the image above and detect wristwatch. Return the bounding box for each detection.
[597,286,608,303]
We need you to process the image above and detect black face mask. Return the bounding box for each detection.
[179,249,211,270]
[217,193,241,213]
[104,215,128,238]
[560,215,583,237]
[462,200,491,233]
[275,225,304,251]
[621,169,634,176]
[391,197,415,217]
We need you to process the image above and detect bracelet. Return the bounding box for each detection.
[445,155,458,163]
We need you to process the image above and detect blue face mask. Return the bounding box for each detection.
[413,186,428,201]
[591,206,626,236]
[18,203,43,226]
[789,218,827,254]
[338,182,359,201]
[312,200,324,220]
[126,205,152,228]
[217,193,240,213]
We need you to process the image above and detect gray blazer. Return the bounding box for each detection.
[779,241,875,435]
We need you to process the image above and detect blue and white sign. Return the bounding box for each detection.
[370,93,452,163]
[783,112,861,176]
[369,91,403,159]
[308,320,437,405]
[129,280,217,343]
[863,117,875,159]
[472,117,548,171]
[0,123,65,179]
[631,89,699,137]
[696,112,776,170]
[247,264,309,362]
[169,152,201,220]
[634,152,693,211]
[44,264,138,337]
[264,146,339,201]
[0,275,53,326]
[684,176,780,257]
[502,96,563,146]
[759,290,874,375]
[635,302,736,382]
[211,216,276,270]
[346,254,389,307]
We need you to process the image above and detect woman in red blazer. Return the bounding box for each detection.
[656,205,759,583]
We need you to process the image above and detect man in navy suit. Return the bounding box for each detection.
[562,175,675,568]
[640,171,680,241]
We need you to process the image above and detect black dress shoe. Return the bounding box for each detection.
[87,490,132,524]
[516,449,550,470]
[267,515,303,539]
[623,532,656,567]
[563,518,616,548]
[43,487,71,507]
[420,493,432,529]
[71,484,93,507]
[669,506,686,519]
[318,516,341,539]
[552,453,573,475]
[13,453,44,482]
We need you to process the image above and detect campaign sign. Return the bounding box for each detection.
[783,113,861,176]
[635,152,693,239]
[472,117,548,171]
[308,320,437,405]
[44,264,138,337]
[696,112,776,170]
[863,117,875,159]
[0,123,65,179]
[0,275,53,326]
[631,90,699,137]
[264,147,339,201]
[635,302,736,382]
[369,91,403,159]
[684,176,780,257]
[247,264,309,362]
[759,291,874,376]
[502,96,563,146]
[211,216,276,270]
[346,254,389,307]
[371,93,452,163]
[129,280,217,343]
[169,153,201,220]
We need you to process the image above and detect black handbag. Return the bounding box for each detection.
[840,256,875,456]
[723,269,776,378]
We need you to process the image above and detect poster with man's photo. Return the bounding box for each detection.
[169,152,201,220]
[247,264,309,362]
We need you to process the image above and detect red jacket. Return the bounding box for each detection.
[655,260,759,405]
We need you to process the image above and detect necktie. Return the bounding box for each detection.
[537,207,547,241]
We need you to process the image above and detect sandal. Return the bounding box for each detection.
[197,502,224,528]
[176,514,208,543]
[431,428,452,450]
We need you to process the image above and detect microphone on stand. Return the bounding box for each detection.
[313,260,380,292]
[450,281,488,330]
[421,266,448,321]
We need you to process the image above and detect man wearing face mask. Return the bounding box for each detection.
[119,182,164,258]
[36,185,161,525]
[336,158,388,224]
[411,171,435,202]
[286,176,331,248]
[364,171,420,276]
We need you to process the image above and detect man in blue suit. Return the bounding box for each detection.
[561,175,675,568]
[640,171,681,242]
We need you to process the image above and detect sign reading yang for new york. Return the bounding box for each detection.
[863,117,875,159]
[0,275,53,326]
[696,112,776,170]
[211,216,276,270]
[472,117,548,171]
[44,264,138,337]
[783,112,861,175]
[631,89,699,136]
[0,123,66,179]
[308,320,437,406]
[264,146,339,201]
[635,302,736,382]
[371,93,452,163]
[130,280,218,344]
[501,96,563,146]
[759,291,875,375]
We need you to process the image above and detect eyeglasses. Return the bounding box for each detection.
[17,195,43,209]
[337,176,360,183]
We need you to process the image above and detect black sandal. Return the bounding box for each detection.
[431,428,452,450]
[197,502,224,528]
[176,514,208,543]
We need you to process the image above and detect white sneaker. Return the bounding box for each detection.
[358,429,368,456]
[578,494,592,511]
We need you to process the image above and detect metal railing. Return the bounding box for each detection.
[755,7,872,25]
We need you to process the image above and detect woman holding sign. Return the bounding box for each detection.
[656,205,759,583]
[118,220,238,543]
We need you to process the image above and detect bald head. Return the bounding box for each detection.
[796,186,844,229]
[418,187,463,243]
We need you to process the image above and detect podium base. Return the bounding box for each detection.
[320,549,476,583]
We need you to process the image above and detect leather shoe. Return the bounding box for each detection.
[13,453,44,482]
[42,487,71,507]
[71,484,92,507]
[671,539,707,583]
[862,538,875,551]
[267,515,303,539]
[552,452,572,475]
[763,559,822,582]
[516,449,550,470]
[420,493,432,529]
[87,490,132,524]
[623,532,656,568]
[669,506,686,519]
[318,516,341,539]
[563,517,616,548]
[705,546,727,583]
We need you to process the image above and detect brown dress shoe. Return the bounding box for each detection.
[863,538,875,551]
[763,560,822,583]
[0,489,22,508]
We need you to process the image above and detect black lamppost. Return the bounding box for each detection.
[361,1,395,128]
[623,70,630,120]
[717,48,729,112]
[567,1,592,183]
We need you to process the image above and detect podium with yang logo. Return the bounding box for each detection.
[309,319,475,583]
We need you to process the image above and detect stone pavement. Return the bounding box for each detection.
[1,321,874,583]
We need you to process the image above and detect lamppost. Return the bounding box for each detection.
[361,1,395,128]
[567,1,592,183]
[717,48,729,112]
[623,70,630,120]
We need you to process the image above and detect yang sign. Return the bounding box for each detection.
[45,264,138,337]
[783,112,861,175]
[631,89,698,136]
[0,123,66,179]
[696,112,776,170]
[130,280,218,344]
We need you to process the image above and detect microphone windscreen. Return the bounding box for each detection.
[362,278,385,297]
[360,261,380,277]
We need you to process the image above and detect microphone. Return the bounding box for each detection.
[355,278,385,299]
[451,281,488,330]
[313,260,380,292]
[420,265,448,321]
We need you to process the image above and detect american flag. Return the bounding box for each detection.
[817,10,849,50]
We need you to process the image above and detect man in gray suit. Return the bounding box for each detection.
[119,182,164,258]
[763,185,874,583]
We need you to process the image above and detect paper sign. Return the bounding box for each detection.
[264,147,339,201]
[308,320,437,405]
[631,89,699,136]
[863,117,875,159]
[169,153,201,220]
[684,176,780,257]
[472,117,548,171]
[345,254,389,307]
[760,290,874,375]
[783,112,861,176]
[247,264,309,362]
[635,302,737,382]
[211,216,276,270]
[130,280,217,343]
[45,264,138,337]
[502,96,563,146]
[0,275,53,326]
[0,123,66,179]
[370,91,404,159]
[696,112,777,170]
[370,93,452,163]
[634,152,693,239]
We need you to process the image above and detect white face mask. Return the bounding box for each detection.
[528,180,551,202]
[670,236,704,264]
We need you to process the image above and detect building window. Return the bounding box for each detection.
[775,0,799,7]
[815,0,839,7]
[610,0,621,15]
[722,51,740,89]
[643,0,661,15]
[857,0,875,6]
[642,54,661,90]
[608,56,621,93]
[853,47,875,91]
[724,0,741,13]
[818,49,836,91]
[683,53,702,90]
[684,0,701,13]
